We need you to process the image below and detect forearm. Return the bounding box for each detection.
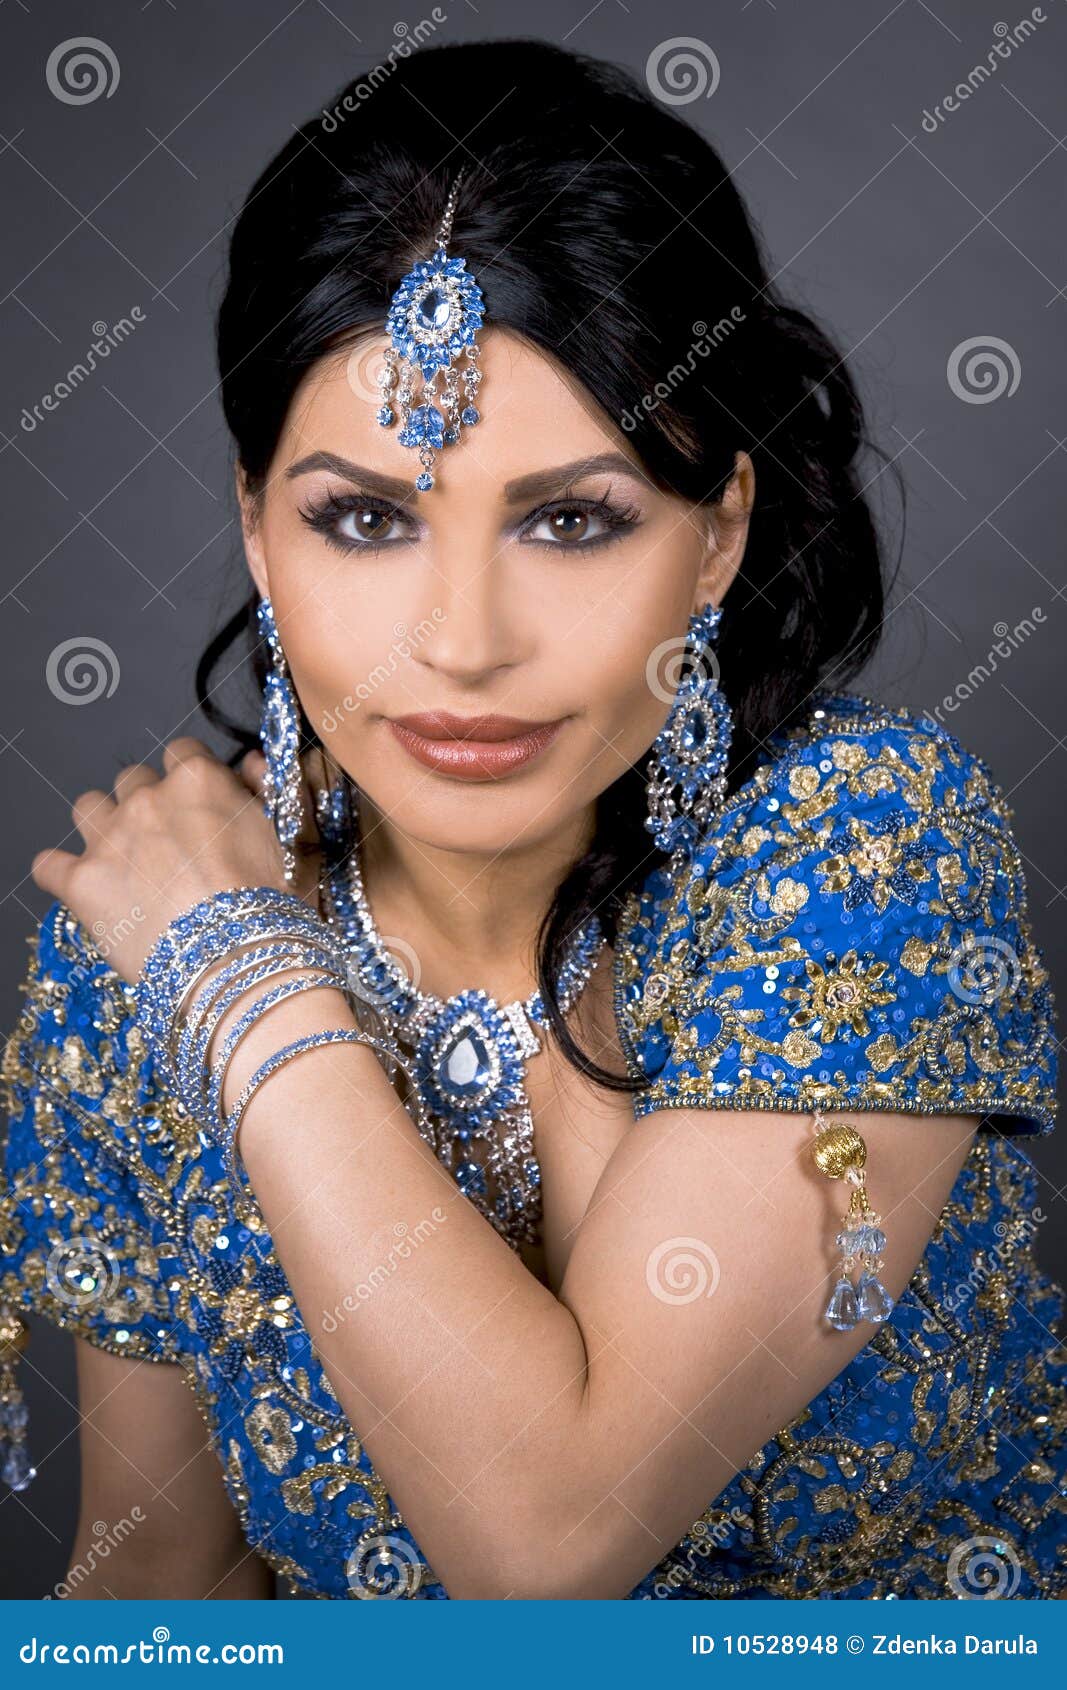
[229,988,602,1595]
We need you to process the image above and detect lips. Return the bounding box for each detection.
[386,712,565,780]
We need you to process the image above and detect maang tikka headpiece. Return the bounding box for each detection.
[375,167,485,493]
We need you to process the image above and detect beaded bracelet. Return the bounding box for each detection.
[217,1025,423,1187]
[135,886,430,1188]
[204,967,349,1132]
[137,888,332,1036]
[177,938,348,1114]
[136,887,342,1093]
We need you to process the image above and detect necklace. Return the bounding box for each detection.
[319,800,606,1251]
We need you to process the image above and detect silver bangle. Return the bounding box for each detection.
[218,1025,421,1187]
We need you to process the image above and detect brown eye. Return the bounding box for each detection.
[339,505,398,543]
[547,508,589,542]
[522,497,640,551]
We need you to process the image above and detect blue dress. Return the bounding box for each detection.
[1,694,1063,1599]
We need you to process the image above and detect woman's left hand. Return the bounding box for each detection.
[30,738,306,985]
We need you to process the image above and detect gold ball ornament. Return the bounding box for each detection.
[811,1120,867,1180]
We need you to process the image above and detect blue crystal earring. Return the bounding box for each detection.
[257,597,306,883]
[810,1114,894,1331]
[376,167,485,494]
[311,744,354,862]
[644,601,733,855]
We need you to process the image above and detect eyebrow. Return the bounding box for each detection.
[284,449,651,506]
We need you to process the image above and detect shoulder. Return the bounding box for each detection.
[626,693,1018,943]
[618,695,1057,1133]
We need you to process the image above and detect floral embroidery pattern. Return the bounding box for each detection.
[616,694,1056,1132]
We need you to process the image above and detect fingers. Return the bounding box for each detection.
[161,736,218,773]
[71,789,116,845]
[30,845,80,902]
[237,749,267,796]
[113,763,160,803]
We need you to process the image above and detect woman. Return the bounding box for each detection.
[1,38,1062,1601]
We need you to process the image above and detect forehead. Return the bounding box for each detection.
[276,325,637,488]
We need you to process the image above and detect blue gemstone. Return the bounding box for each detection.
[825,1277,859,1330]
[461,405,480,426]
[418,287,451,329]
[680,707,708,753]
[455,1159,486,1196]
[0,1400,27,1433]
[443,427,459,445]
[1,1443,35,1491]
[410,403,445,445]
[856,1271,894,1323]
[376,404,395,427]
[415,471,434,492]
[439,1028,492,1096]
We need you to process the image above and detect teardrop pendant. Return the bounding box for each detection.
[809,1111,894,1332]
[855,1270,894,1323]
[825,1277,859,1331]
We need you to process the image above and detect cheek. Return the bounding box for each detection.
[575,582,696,755]
[579,627,674,765]
[270,595,385,743]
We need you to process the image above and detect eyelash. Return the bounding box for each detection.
[296,488,643,557]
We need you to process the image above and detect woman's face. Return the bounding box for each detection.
[239,327,752,860]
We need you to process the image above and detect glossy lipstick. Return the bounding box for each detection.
[386,711,565,780]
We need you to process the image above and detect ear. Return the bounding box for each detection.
[234,461,270,601]
[692,450,755,615]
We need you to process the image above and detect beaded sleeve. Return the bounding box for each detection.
[616,699,1057,1135]
[0,899,183,1364]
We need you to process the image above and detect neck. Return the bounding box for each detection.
[353,795,597,992]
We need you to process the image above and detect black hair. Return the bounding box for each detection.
[199,35,897,1097]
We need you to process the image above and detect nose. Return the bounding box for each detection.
[411,535,525,685]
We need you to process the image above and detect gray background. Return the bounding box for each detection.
[1,0,1064,1598]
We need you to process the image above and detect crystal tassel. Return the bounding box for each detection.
[0,1305,35,1492]
[809,1114,894,1332]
